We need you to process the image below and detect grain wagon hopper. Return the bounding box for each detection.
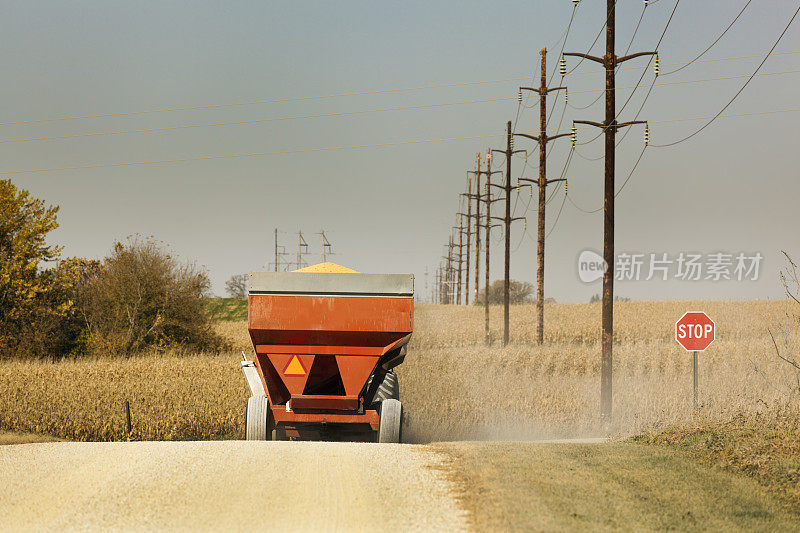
[240,263,413,442]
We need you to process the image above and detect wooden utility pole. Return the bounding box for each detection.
[516,48,569,346]
[436,266,442,304]
[484,154,491,345]
[459,175,473,305]
[445,236,455,304]
[457,211,471,305]
[490,121,526,346]
[482,151,502,346]
[453,221,465,305]
[468,154,482,306]
[565,1,654,416]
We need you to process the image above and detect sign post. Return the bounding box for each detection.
[692,350,698,410]
[675,311,715,412]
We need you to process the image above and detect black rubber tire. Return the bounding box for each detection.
[245,396,272,441]
[377,399,402,443]
[367,371,399,406]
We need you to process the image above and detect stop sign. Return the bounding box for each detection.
[675,311,715,351]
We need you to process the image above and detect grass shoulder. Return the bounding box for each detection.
[205,298,247,322]
[633,413,800,513]
[432,440,798,532]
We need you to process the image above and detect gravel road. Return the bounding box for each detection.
[0,441,467,532]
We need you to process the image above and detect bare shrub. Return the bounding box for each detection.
[80,236,224,355]
[475,279,534,305]
[225,274,247,298]
[766,251,800,394]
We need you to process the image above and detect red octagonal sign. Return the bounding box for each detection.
[675,311,715,351]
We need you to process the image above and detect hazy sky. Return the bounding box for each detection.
[3,1,799,302]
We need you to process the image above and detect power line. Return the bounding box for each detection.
[7,106,798,175]
[567,143,648,214]
[651,2,800,147]
[574,0,680,147]
[0,78,531,128]
[566,0,617,76]
[661,0,752,76]
[612,0,762,149]
[527,50,800,120]
[544,189,567,240]
[548,3,579,86]
[3,133,503,174]
[0,96,515,145]
[575,104,800,158]
[569,96,800,212]
[623,2,649,56]
[650,106,800,125]
[0,51,794,129]
[515,2,579,134]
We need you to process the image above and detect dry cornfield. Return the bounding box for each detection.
[1,300,798,442]
[0,355,248,441]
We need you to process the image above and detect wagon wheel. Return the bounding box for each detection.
[365,371,399,409]
[245,395,274,440]
[377,399,403,443]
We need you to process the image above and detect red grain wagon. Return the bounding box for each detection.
[240,267,413,442]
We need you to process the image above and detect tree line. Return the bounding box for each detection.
[0,180,224,359]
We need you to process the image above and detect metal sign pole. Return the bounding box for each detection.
[692,350,698,412]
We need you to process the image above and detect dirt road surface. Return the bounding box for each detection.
[0,441,467,532]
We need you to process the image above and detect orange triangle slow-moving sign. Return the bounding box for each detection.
[284,355,306,376]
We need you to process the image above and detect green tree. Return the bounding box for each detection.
[0,179,62,356]
[15,257,102,359]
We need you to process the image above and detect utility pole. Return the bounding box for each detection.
[435,266,441,304]
[444,237,455,305]
[516,48,570,346]
[274,228,279,272]
[424,267,429,304]
[457,211,471,305]
[484,154,491,345]
[319,230,332,263]
[296,231,309,270]
[565,1,654,417]
[482,151,502,346]
[436,267,441,304]
[468,154,482,306]
[452,221,465,305]
[490,121,526,346]
[460,175,472,305]
[269,229,288,271]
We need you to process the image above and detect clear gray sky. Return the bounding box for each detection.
[3,1,798,302]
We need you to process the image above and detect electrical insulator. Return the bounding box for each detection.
[559,56,567,76]
[644,124,650,145]
[571,124,577,148]
[517,89,522,104]
[524,151,528,162]
[564,181,568,195]
[644,0,649,5]
[573,0,580,5]
[510,137,515,150]
[564,88,568,104]
[654,54,660,76]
